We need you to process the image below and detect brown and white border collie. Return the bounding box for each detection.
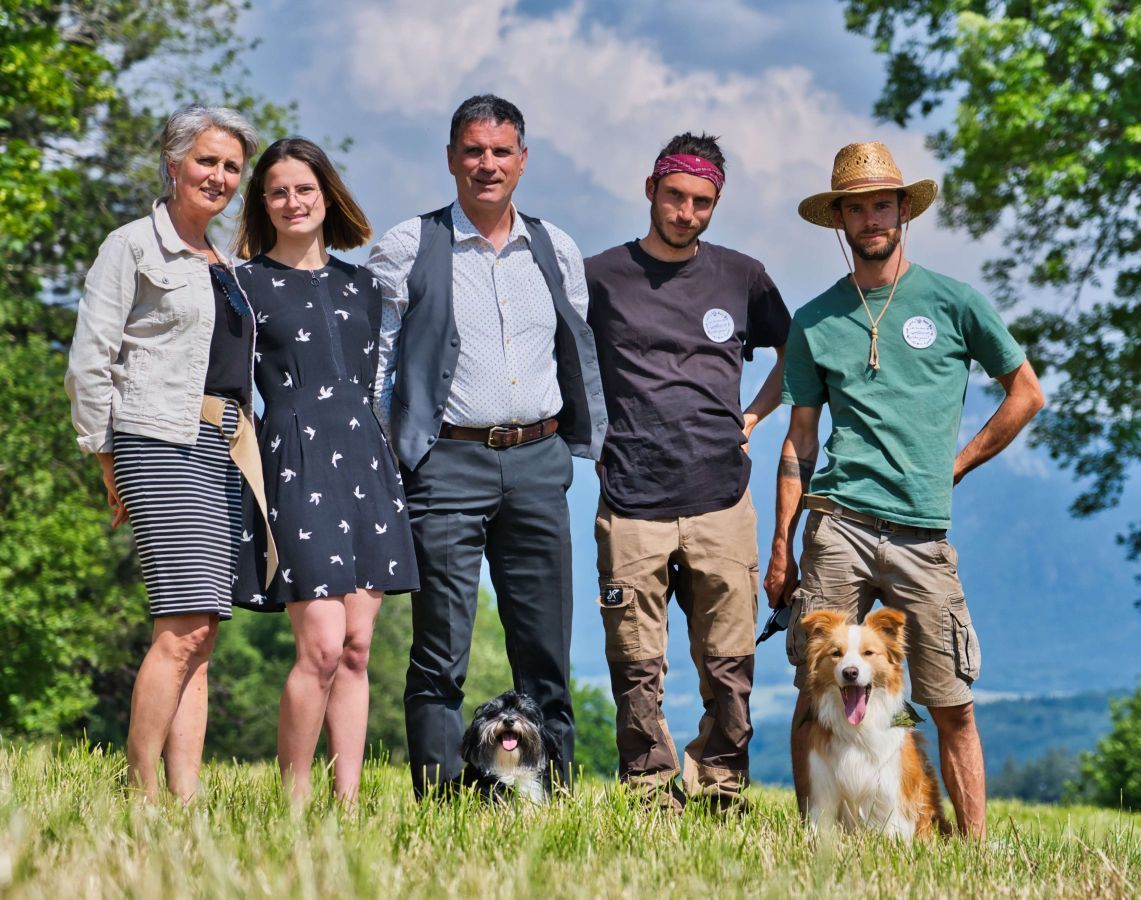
[801,608,951,839]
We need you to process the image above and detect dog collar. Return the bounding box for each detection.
[892,701,926,729]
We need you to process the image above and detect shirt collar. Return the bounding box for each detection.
[450,200,530,247]
[152,199,229,264]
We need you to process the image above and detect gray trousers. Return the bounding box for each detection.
[401,434,575,795]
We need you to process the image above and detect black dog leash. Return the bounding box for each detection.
[756,603,791,645]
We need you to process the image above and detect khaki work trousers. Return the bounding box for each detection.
[595,490,760,797]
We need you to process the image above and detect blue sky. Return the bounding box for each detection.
[236,0,1140,736]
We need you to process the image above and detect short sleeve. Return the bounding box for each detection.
[780,317,827,407]
[961,288,1025,378]
[744,266,791,360]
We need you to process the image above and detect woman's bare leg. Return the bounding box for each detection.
[324,589,383,803]
[126,615,218,801]
[278,599,346,801]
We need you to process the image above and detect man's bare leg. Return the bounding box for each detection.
[928,701,986,838]
[790,691,812,817]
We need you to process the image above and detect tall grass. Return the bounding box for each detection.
[0,741,1136,898]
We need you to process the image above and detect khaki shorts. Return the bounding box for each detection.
[787,509,980,708]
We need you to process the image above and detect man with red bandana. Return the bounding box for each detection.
[585,133,790,811]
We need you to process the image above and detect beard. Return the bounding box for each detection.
[650,203,709,251]
[844,223,901,261]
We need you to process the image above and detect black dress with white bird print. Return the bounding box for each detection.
[234,255,418,609]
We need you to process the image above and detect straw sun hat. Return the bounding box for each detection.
[797,142,938,228]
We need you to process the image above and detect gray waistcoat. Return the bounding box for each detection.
[392,205,607,470]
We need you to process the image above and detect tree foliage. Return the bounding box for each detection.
[989,747,1082,804]
[1074,688,1141,811]
[844,0,1140,584]
[0,0,292,737]
[0,4,617,776]
[570,677,619,777]
[203,591,618,779]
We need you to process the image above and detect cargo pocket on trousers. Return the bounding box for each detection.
[942,593,981,682]
[598,584,640,662]
[785,587,819,668]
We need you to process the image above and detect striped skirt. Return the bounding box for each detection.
[113,407,242,619]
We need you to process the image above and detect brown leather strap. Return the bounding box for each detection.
[439,417,559,449]
[200,396,278,583]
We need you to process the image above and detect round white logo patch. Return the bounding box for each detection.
[703,308,734,343]
[902,315,937,349]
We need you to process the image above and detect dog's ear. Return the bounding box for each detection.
[865,608,907,657]
[801,609,847,645]
[515,692,543,721]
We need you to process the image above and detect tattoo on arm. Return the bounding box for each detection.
[778,455,815,489]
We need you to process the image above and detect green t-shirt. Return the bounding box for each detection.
[781,263,1025,528]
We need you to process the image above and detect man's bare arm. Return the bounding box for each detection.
[742,345,786,448]
[953,359,1044,485]
[763,405,821,609]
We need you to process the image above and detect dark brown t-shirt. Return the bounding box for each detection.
[585,240,790,519]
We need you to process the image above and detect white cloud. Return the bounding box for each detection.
[319,0,973,300]
[750,684,801,721]
[995,431,1053,480]
[960,399,1052,479]
[603,0,786,50]
[343,0,518,117]
[340,0,922,192]
[239,0,1124,724]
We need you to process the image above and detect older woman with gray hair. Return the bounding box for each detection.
[65,104,272,801]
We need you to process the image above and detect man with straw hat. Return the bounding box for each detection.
[763,142,1044,837]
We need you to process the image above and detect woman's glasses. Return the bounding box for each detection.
[264,184,321,206]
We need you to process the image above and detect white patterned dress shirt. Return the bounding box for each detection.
[366,201,589,434]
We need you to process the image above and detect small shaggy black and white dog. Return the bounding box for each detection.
[460,690,560,804]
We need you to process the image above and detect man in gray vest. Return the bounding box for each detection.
[368,94,606,798]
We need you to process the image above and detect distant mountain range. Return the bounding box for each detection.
[748,689,1123,786]
[567,382,1141,696]
[558,382,1140,789]
[570,376,1141,707]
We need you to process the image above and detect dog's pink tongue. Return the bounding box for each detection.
[500,732,519,752]
[842,686,868,725]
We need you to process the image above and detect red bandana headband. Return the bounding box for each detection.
[652,154,725,192]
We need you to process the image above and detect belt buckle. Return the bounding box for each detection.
[211,396,241,439]
[487,425,522,449]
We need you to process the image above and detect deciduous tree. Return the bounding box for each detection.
[1074,688,1141,811]
[0,0,290,736]
[844,0,1139,587]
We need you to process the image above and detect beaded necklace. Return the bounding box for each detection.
[834,219,910,370]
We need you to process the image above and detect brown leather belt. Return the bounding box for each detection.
[439,417,559,449]
[201,396,278,583]
[803,495,946,539]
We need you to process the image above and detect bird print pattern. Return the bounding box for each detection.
[234,255,419,609]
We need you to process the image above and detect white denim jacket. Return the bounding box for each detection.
[65,200,254,453]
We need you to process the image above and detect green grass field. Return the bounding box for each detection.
[0,742,1136,898]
